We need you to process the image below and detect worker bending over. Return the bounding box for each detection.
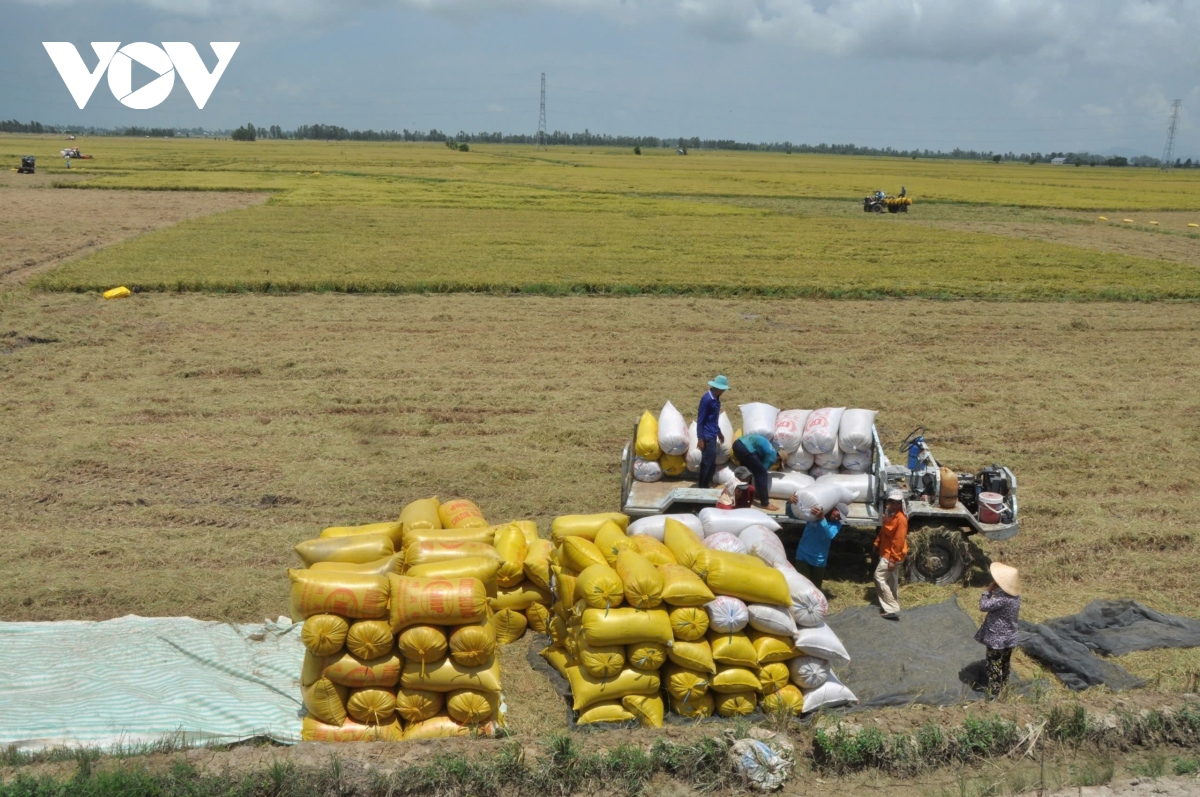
[731,433,783,511]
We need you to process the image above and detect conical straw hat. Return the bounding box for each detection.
[989,563,1020,597]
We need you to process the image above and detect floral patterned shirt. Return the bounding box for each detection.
[975,589,1021,650]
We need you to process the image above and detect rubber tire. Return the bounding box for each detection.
[905,527,968,586]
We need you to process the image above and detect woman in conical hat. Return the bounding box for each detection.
[975,562,1021,699]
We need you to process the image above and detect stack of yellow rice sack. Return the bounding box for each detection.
[541,513,855,725]
[288,496,550,741]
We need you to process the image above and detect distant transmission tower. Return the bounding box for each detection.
[536,73,547,150]
[1160,99,1182,170]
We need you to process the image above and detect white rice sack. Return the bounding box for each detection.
[772,409,811,453]
[698,507,781,538]
[628,513,703,542]
[795,623,850,667]
[837,409,877,453]
[716,412,734,465]
[685,421,702,472]
[658,401,689,456]
[747,603,798,637]
[814,446,842,469]
[788,656,830,690]
[801,407,846,455]
[840,449,872,473]
[809,466,838,479]
[739,403,779,439]
[633,457,663,483]
[768,471,814,500]
[703,532,748,555]
[739,525,788,567]
[783,448,815,472]
[801,671,858,713]
[705,595,749,634]
[817,473,875,503]
[778,567,828,628]
[791,482,855,520]
[713,466,737,488]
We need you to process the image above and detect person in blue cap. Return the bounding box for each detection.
[696,375,728,488]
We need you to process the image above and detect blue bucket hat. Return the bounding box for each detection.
[708,375,730,391]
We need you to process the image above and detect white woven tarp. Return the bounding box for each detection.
[0,615,304,751]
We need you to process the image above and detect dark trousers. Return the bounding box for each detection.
[732,440,770,507]
[796,560,825,591]
[985,647,1013,698]
[697,437,719,488]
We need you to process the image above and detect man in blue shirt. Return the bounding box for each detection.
[793,502,849,591]
[730,433,785,511]
[696,375,728,488]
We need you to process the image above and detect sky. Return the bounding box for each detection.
[2,0,1199,158]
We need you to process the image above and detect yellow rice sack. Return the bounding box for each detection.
[548,615,569,649]
[311,554,403,577]
[615,550,664,609]
[288,569,390,622]
[403,526,495,547]
[320,520,404,547]
[663,663,710,702]
[660,454,687,477]
[561,537,608,573]
[576,563,625,610]
[658,564,715,606]
[301,651,327,686]
[710,665,762,693]
[492,608,527,644]
[669,606,710,641]
[714,690,757,718]
[635,410,661,460]
[447,689,500,725]
[401,655,503,693]
[301,614,349,657]
[667,639,716,674]
[552,566,580,609]
[301,716,402,742]
[663,519,706,571]
[565,664,660,711]
[511,520,540,547]
[397,624,448,663]
[438,498,488,529]
[388,575,489,632]
[490,581,553,612]
[493,524,529,588]
[448,620,496,667]
[749,630,801,663]
[577,635,625,678]
[709,631,759,668]
[395,688,444,723]
[625,641,667,670]
[670,691,714,718]
[346,687,397,724]
[758,662,790,694]
[622,694,665,728]
[345,619,394,660]
[580,607,673,647]
[540,645,574,680]
[403,714,471,740]
[295,533,394,568]
[628,535,678,567]
[526,601,552,635]
[523,539,554,590]
[320,650,402,688]
[302,679,348,726]
[593,521,633,565]
[762,684,805,716]
[577,700,636,725]
[702,550,791,606]
[399,497,441,532]
[404,540,501,569]
[405,557,500,596]
[551,513,629,545]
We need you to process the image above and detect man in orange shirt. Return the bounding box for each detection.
[874,490,909,620]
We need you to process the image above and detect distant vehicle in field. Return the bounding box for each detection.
[17,156,36,174]
[863,188,913,213]
[60,147,92,159]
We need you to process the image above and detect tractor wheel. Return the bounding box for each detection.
[872,203,884,213]
[905,527,968,586]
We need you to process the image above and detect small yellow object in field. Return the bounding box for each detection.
[102,286,131,299]
[1097,216,1108,221]
[1123,218,1134,223]
[1149,221,1159,226]
[1189,223,1199,228]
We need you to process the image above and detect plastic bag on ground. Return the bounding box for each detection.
[698,507,781,538]
[769,472,814,500]
[685,422,702,472]
[740,403,779,438]
[801,671,858,713]
[840,449,872,473]
[772,409,811,453]
[628,513,703,542]
[729,735,794,791]
[801,407,845,455]
[633,457,663,483]
[788,655,831,689]
[791,482,856,520]
[795,623,851,667]
[838,409,877,452]
[399,497,441,532]
[747,603,799,637]
[657,401,689,456]
[705,595,750,634]
[703,532,748,554]
[778,567,828,628]
[288,569,390,622]
[816,473,875,502]
[783,448,815,472]
[740,526,789,568]
[635,410,661,460]
[294,534,394,568]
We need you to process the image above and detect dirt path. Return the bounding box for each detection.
[1035,774,1200,796]
[0,176,267,286]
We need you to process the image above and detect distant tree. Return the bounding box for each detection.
[992,154,1002,163]
[458,142,469,152]
[633,146,641,155]
[231,123,256,142]
[1104,156,1128,167]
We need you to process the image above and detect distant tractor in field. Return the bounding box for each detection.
[863,186,913,213]
[17,156,36,174]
